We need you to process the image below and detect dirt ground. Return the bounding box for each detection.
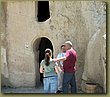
[1,84,84,94]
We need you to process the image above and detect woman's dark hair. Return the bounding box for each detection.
[45,48,52,66]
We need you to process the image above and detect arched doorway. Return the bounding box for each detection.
[38,37,53,83]
[33,37,53,85]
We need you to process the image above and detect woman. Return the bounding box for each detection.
[40,48,59,93]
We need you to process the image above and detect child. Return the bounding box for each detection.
[40,48,59,93]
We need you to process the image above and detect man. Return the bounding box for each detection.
[54,41,77,93]
[56,44,66,93]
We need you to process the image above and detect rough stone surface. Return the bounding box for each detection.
[1,1,106,92]
[81,1,106,93]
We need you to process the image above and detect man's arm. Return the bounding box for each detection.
[56,50,69,62]
[57,56,66,61]
[55,66,59,74]
[52,56,66,62]
[57,61,63,71]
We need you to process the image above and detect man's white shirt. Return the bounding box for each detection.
[56,52,65,72]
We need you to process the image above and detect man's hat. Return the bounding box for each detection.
[65,41,72,46]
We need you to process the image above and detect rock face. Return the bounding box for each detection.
[82,25,106,93]
[81,2,106,93]
[1,1,106,92]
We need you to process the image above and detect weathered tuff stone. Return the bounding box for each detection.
[82,23,106,93]
[81,1,106,93]
[1,1,106,92]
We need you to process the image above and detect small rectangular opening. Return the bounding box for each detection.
[37,1,50,22]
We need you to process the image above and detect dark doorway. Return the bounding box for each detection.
[37,37,53,83]
[37,1,50,22]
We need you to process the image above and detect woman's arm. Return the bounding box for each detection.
[40,66,44,73]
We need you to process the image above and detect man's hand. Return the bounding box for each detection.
[52,59,59,62]
[60,66,64,71]
[74,66,77,71]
